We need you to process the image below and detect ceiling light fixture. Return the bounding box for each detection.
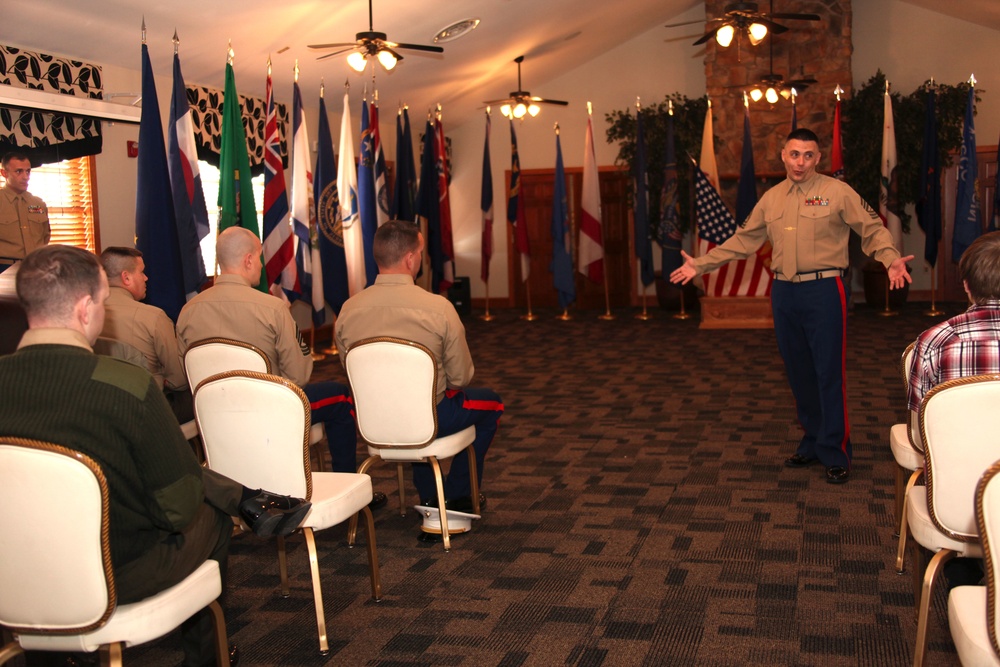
[715,24,735,47]
[347,51,367,72]
[748,22,768,45]
[433,18,480,43]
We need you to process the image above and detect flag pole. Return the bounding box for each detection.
[308,326,326,361]
[674,288,692,320]
[589,101,614,320]
[481,280,494,321]
[877,79,899,318]
[926,267,943,316]
[633,97,652,322]
[520,274,537,321]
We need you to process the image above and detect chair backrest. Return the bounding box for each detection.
[901,342,923,453]
[344,337,438,448]
[921,374,1000,541]
[0,438,115,634]
[975,459,1000,660]
[194,371,312,500]
[184,338,271,392]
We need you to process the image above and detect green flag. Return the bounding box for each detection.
[218,60,267,291]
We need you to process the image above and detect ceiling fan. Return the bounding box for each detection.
[666,1,819,52]
[483,56,568,119]
[307,0,443,72]
[732,37,817,103]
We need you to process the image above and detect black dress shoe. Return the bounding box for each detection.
[239,491,312,538]
[826,466,850,484]
[369,491,387,510]
[784,454,819,468]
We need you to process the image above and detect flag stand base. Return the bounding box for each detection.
[520,312,538,321]
[556,309,572,321]
[480,313,495,321]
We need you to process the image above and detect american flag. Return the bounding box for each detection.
[695,168,771,297]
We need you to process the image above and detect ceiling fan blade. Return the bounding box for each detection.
[307,42,358,50]
[769,12,821,21]
[534,98,569,106]
[380,45,405,62]
[316,47,358,61]
[665,17,723,28]
[483,97,515,105]
[755,18,789,34]
[693,27,724,45]
[394,42,444,53]
[787,77,817,86]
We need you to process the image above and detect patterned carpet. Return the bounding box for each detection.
[85,301,984,664]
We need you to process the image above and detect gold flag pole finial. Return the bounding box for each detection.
[743,91,749,108]
[668,99,674,116]
[834,84,844,101]
[141,17,147,45]
[635,96,640,111]
[554,122,560,135]
[172,29,179,54]
[969,73,977,86]
[294,59,299,83]
[267,56,272,78]
[885,79,890,94]
[587,100,592,116]
[486,105,491,117]
[344,78,350,92]
[320,79,325,99]
[707,95,712,109]
[227,41,234,66]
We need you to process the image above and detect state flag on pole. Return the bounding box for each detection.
[917,88,942,268]
[338,90,365,295]
[435,114,454,291]
[880,90,904,252]
[371,101,391,228]
[953,84,982,261]
[732,103,771,297]
[699,102,719,190]
[391,107,416,222]
[480,111,494,282]
[551,131,575,309]
[291,81,324,325]
[415,118,446,292]
[167,46,208,298]
[633,109,654,288]
[315,91,349,315]
[507,120,530,281]
[578,114,603,283]
[831,97,845,181]
[657,111,683,276]
[136,42,185,321]
[357,99,378,285]
[218,57,266,291]
[261,66,298,297]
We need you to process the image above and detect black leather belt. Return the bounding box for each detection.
[774,269,845,283]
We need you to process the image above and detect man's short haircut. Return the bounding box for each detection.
[2,151,31,169]
[960,231,1000,303]
[17,245,103,321]
[786,128,820,145]
[100,246,143,284]
[216,227,260,271]
[373,220,421,268]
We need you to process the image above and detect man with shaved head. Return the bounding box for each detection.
[178,228,384,507]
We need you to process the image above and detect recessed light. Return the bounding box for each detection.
[433,18,481,43]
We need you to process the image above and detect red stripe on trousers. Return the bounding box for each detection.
[445,388,504,413]
[311,395,354,410]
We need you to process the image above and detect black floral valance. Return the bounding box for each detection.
[187,84,288,178]
[0,45,103,166]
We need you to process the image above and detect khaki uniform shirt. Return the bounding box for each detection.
[335,273,474,404]
[176,274,312,387]
[101,286,187,391]
[693,173,900,280]
[0,185,50,260]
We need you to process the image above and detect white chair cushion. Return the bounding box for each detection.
[949,585,1000,666]
[890,422,923,471]
[18,560,221,653]
[907,491,983,558]
[303,473,374,529]
[365,426,476,463]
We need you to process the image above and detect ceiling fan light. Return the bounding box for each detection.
[715,24,735,47]
[513,103,527,119]
[749,88,763,102]
[748,22,768,45]
[347,51,367,72]
[765,87,779,104]
[500,104,512,119]
[377,49,397,71]
[528,104,540,117]
[780,88,791,100]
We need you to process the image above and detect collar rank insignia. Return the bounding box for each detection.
[804,195,829,206]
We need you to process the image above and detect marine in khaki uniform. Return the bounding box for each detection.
[0,151,50,263]
[100,247,187,391]
[672,128,913,485]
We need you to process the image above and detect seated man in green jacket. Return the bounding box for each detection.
[0,245,312,667]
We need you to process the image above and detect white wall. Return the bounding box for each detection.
[853,0,1000,292]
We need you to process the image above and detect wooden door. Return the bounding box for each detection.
[506,167,632,311]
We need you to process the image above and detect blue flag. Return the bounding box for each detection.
[917,88,942,267]
[736,104,758,225]
[135,43,185,321]
[550,132,575,309]
[357,100,378,285]
[315,93,349,315]
[633,110,654,287]
[480,112,494,282]
[953,85,982,262]
[167,49,208,297]
[391,108,417,222]
[415,119,445,292]
[657,112,682,275]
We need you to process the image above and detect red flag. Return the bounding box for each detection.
[262,66,297,294]
[578,114,603,283]
[435,114,454,290]
[831,97,844,180]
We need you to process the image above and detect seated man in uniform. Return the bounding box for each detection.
[0,245,312,666]
[177,227,385,509]
[100,246,193,421]
[336,220,503,539]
